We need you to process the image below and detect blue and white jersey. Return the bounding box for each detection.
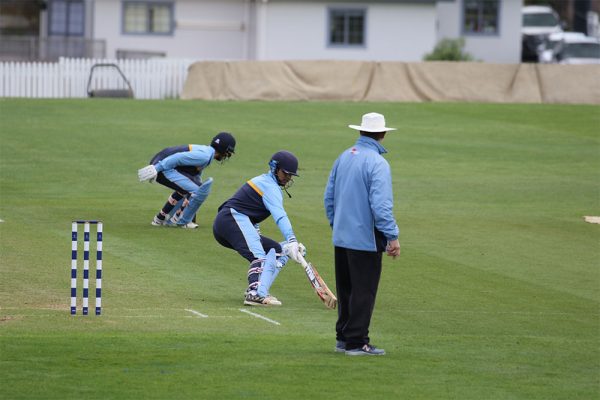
[151,144,215,176]
[219,172,296,242]
[324,136,399,252]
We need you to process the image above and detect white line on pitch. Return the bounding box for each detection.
[184,308,208,318]
[239,308,280,325]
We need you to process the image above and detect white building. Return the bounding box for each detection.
[93,0,441,61]
[2,0,522,63]
[436,0,523,63]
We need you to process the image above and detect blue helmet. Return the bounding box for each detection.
[270,150,299,176]
[210,132,236,156]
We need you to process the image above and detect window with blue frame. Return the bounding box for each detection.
[463,0,500,35]
[328,8,366,46]
[123,1,173,35]
[49,0,84,36]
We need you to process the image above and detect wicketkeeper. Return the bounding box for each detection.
[138,132,236,229]
[213,150,305,306]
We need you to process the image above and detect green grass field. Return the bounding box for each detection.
[0,99,598,399]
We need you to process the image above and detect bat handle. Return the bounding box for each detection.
[297,253,309,268]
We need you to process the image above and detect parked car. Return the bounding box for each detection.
[539,32,585,63]
[521,5,563,62]
[554,34,600,64]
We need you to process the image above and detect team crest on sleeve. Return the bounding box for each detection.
[350,147,359,155]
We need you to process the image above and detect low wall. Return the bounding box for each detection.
[181,61,600,104]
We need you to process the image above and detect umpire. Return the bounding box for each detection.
[324,112,401,356]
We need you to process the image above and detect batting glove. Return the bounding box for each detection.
[298,243,306,257]
[280,241,306,257]
[284,239,303,263]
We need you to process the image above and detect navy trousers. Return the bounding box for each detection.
[334,246,382,350]
[213,208,281,262]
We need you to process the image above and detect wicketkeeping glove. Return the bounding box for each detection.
[138,165,157,182]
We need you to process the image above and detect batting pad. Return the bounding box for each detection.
[257,249,278,297]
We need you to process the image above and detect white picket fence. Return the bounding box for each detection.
[0,58,197,99]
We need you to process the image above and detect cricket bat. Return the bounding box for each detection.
[297,254,337,309]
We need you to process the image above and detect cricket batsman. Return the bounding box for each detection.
[212,150,305,306]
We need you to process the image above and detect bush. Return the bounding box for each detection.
[424,38,475,61]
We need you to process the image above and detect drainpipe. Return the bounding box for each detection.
[257,0,268,60]
[243,0,250,60]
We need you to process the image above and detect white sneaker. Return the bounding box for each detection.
[177,221,198,229]
[266,295,282,306]
[151,216,167,226]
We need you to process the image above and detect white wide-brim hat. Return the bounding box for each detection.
[349,112,396,132]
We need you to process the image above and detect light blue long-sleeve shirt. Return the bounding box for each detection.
[153,145,214,174]
[220,172,296,242]
[324,136,399,252]
[250,172,296,242]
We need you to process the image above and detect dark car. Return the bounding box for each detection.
[521,6,563,62]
